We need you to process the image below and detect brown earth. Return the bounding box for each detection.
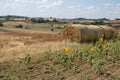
[0,51,120,80]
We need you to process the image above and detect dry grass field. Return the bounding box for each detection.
[0,27,63,63]
[0,22,120,80]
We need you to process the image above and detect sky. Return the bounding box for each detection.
[0,0,120,19]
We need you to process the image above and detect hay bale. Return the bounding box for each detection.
[88,25,104,40]
[62,24,116,42]
[100,26,116,39]
[62,24,81,42]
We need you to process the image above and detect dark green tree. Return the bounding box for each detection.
[16,24,23,28]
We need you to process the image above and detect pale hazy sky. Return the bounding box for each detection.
[0,0,120,19]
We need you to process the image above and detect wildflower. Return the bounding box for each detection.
[103,42,109,49]
[64,47,69,53]
[99,37,103,42]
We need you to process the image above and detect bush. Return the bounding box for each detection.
[16,24,23,28]
[56,26,62,29]
[51,28,54,32]
[0,22,3,26]
[73,21,80,24]
[25,27,31,29]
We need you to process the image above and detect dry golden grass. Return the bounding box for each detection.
[0,27,64,63]
[0,41,66,63]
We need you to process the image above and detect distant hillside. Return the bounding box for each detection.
[0,15,27,18]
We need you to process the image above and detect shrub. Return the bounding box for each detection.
[0,22,3,26]
[25,26,31,29]
[51,28,54,32]
[73,21,80,24]
[56,26,61,29]
[16,24,23,28]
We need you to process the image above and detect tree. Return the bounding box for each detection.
[53,18,58,23]
[30,18,36,22]
[93,20,104,25]
[16,24,23,28]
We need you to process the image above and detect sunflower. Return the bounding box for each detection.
[99,37,103,42]
[64,47,69,53]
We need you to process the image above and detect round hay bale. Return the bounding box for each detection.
[88,25,104,40]
[99,26,116,39]
[62,24,81,42]
[62,24,116,42]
